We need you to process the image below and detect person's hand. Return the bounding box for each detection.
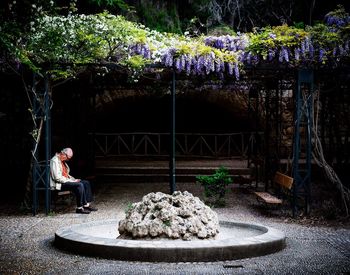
[74,179,81,182]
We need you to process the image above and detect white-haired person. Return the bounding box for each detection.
[50,148,97,214]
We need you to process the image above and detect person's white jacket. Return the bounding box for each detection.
[50,153,76,190]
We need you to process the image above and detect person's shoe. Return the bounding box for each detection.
[76,208,90,214]
[84,206,98,211]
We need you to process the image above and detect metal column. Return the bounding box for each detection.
[292,69,313,217]
[44,76,51,214]
[169,69,176,194]
[32,75,51,215]
[32,74,40,215]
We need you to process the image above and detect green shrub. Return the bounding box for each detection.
[196,166,232,207]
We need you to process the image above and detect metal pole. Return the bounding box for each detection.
[293,69,314,217]
[305,77,314,215]
[32,73,38,216]
[264,91,270,192]
[292,73,302,218]
[169,69,176,194]
[44,76,51,215]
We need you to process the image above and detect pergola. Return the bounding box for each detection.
[31,64,317,218]
[5,9,346,217]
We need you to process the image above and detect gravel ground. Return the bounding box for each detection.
[0,182,349,275]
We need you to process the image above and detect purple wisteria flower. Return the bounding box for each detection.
[129,43,151,59]
[210,52,216,72]
[304,37,311,54]
[204,35,248,52]
[319,48,326,62]
[245,52,252,64]
[180,55,186,70]
[214,38,225,49]
[174,58,181,71]
[251,54,259,65]
[268,49,276,61]
[278,49,283,62]
[294,48,300,61]
[196,56,205,74]
[279,47,289,63]
[333,47,337,57]
[301,41,306,58]
[161,48,176,67]
[309,44,314,59]
[234,63,240,80]
[227,37,237,51]
[325,15,350,28]
[227,63,234,75]
[345,40,349,52]
[220,59,225,72]
[217,72,224,79]
[185,55,192,75]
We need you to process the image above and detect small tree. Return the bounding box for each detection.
[196,166,232,207]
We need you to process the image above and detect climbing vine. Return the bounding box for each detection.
[1,6,349,81]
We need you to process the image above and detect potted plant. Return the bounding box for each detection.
[196,166,233,207]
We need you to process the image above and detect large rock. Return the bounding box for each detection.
[118,191,219,240]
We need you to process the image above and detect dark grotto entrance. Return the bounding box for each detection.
[50,76,260,179]
[94,93,253,134]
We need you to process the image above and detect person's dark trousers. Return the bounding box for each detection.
[61,180,93,208]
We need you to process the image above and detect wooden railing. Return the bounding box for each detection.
[89,132,264,158]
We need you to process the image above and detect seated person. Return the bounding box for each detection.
[50,147,97,214]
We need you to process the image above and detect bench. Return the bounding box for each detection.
[57,190,72,196]
[254,172,293,205]
[52,176,95,209]
[52,190,74,210]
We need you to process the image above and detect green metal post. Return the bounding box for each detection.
[31,74,51,215]
[32,74,39,216]
[32,73,48,215]
[170,69,176,194]
[44,76,51,215]
[293,69,313,217]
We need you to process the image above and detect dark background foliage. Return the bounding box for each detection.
[2,0,350,33]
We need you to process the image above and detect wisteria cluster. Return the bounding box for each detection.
[325,15,350,28]
[204,35,249,52]
[158,46,240,79]
[200,26,349,68]
[325,11,350,28]
[291,33,349,64]
[129,43,151,59]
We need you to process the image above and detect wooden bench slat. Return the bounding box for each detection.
[57,191,72,196]
[254,171,293,206]
[254,192,282,204]
[274,172,294,190]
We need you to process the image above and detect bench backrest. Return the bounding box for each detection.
[273,172,294,190]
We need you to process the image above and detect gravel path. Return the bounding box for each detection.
[1,182,349,274]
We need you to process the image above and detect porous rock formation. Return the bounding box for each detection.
[118,191,219,240]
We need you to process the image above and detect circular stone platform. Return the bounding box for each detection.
[54,219,286,262]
